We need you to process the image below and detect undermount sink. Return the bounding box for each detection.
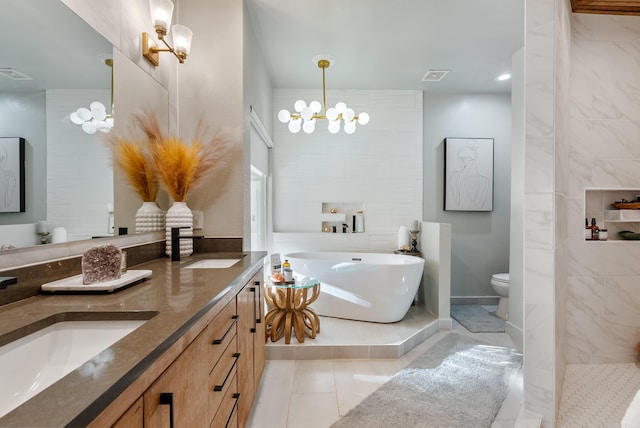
[0,313,154,419]
[184,259,242,269]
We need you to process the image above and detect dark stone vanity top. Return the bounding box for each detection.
[0,251,266,427]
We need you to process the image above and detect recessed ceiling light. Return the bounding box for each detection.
[496,73,511,81]
[0,68,32,81]
[422,69,449,82]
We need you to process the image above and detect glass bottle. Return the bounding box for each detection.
[591,218,599,241]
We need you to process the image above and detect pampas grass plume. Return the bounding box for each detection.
[109,139,159,202]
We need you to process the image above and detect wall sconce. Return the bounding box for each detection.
[142,0,193,67]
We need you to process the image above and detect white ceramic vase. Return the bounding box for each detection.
[135,201,165,233]
[165,201,194,257]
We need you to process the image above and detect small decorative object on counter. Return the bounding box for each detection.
[82,244,122,284]
[120,250,128,274]
[283,259,293,282]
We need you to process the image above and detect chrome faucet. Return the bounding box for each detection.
[170,227,204,261]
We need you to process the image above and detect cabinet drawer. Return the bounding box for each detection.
[202,299,238,368]
[208,336,238,420]
[210,374,239,428]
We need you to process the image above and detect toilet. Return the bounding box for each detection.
[491,273,510,320]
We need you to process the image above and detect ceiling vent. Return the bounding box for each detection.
[0,68,32,80]
[422,69,449,82]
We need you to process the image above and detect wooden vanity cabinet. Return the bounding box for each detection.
[97,267,265,428]
[236,271,266,427]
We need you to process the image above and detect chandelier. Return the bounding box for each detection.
[70,58,114,134]
[278,56,369,134]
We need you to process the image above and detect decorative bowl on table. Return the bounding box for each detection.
[611,202,640,210]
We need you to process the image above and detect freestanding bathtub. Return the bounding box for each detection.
[283,252,425,323]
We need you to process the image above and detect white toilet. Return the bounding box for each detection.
[491,273,510,320]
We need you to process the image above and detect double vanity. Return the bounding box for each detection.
[0,244,267,427]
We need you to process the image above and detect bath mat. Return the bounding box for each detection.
[450,304,505,333]
[330,333,522,428]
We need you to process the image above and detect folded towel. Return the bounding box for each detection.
[622,389,640,428]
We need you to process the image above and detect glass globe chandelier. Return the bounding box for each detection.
[70,58,114,134]
[278,56,369,135]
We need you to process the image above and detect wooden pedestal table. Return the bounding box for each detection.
[264,278,320,344]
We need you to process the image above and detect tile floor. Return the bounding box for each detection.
[557,363,640,427]
[247,305,523,428]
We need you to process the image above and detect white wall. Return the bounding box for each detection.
[423,93,512,298]
[271,89,423,254]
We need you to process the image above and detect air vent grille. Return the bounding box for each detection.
[422,69,449,82]
[0,68,32,80]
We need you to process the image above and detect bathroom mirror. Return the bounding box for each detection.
[0,0,113,247]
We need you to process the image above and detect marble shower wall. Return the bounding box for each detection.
[567,12,640,364]
[523,0,558,424]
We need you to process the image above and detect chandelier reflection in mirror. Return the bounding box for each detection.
[70,58,114,134]
[278,56,369,134]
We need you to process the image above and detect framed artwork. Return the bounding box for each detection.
[444,138,494,212]
[0,137,26,213]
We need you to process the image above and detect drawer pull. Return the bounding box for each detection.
[249,287,257,333]
[159,392,174,428]
[212,315,239,345]
[225,393,240,428]
[213,353,240,392]
[254,280,262,324]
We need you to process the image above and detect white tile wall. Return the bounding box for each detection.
[567,10,640,367]
[271,90,423,253]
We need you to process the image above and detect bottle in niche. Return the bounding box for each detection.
[585,218,592,241]
[591,218,599,241]
[283,259,293,282]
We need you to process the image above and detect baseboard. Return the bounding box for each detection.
[451,296,499,305]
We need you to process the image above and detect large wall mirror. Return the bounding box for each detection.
[0,0,169,250]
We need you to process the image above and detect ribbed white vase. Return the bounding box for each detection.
[165,201,194,257]
[135,202,165,233]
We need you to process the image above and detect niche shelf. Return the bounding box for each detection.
[321,202,365,233]
[585,188,640,241]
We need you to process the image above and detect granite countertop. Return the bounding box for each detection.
[0,251,267,427]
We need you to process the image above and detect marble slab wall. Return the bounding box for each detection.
[523,0,558,424]
[567,12,640,365]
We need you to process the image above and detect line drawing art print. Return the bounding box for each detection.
[444,138,493,212]
[0,137,26,213]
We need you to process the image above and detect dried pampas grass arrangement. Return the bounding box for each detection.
[133,112,234,203]
[104,111,235,204]
[105,136,158,202]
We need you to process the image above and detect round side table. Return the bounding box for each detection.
[264,277,321,344]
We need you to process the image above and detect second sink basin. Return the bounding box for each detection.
[184,259,241,269]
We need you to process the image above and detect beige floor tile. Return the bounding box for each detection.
[253,305,522,428]
[291,360,336,393]
[287,392,340,428]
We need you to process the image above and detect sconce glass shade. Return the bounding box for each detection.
[149,0,174,33]
[172,24,193,57]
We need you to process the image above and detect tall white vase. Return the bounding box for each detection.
[165,201,194,257]
[135,201,165,233]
